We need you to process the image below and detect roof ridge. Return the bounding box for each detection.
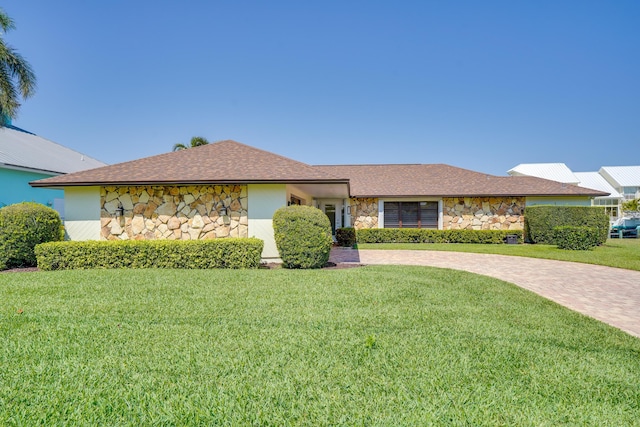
[315,163,423,167]
[5,124,36,135]
[217,140,316,168]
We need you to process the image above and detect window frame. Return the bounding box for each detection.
[383,200,439,229]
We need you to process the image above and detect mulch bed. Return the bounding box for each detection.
[1,267,39,273]
[2,264,363,273]
[261,262,364,270]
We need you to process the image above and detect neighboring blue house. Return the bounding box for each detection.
[0,123,106,217]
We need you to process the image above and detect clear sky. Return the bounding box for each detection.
[5,1,640,175]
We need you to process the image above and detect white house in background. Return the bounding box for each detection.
[573,172,623,219]
[599,166,640,202]
[508,163,639,219]
[508,163,580,185]
[0,123,106,216]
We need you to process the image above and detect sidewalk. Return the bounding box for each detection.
[330,247,640,338]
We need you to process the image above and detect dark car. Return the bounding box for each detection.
[610,217,640,238]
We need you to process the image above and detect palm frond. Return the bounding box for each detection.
[0,9,15,33]
[0,10,35,125]
[190,136,209,147]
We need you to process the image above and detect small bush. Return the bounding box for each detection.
[554,226,600,250]
[524,205,609,245]
[0,202,63,269]
[336,227,356,247]
[272,205,332,269]
[35,238,264,271]
[355,229,523,244]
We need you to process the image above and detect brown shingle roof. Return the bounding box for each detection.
[31,140,608,198]
[314,164,608,197]
[31,140,347,187]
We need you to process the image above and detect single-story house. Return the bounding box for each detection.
[0,123,106,215]
[31,140,607,259]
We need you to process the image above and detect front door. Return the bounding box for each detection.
[318,200,342,236]
[325,204,336,235]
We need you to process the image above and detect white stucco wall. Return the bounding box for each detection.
[286,184,314,206]
[247,184,287,260]
[64,186,101,240]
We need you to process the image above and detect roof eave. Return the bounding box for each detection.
[30,178,351,188]
[2,163,65,175]
[349,192,608,198]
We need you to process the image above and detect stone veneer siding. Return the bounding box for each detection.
[350,197,379,229]
[349,196,524,230]
[442,197,524,230]
[100,185,248,240]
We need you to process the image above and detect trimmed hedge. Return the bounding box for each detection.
[336,227,356,247]
[273,205,332,269]
[35,238,264,271]
[0,202,63,270]
[524,205,609,245]
[554,226,600,250]
[355,228,523,244]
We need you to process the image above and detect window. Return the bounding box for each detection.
[384,201,438,228]
[623,187,639,200]
[289,195,302,205]
[593,198,620,219]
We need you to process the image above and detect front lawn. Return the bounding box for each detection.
[1,267,639,425]
[358,238,640,271]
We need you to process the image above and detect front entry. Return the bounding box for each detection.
[318,199,343,236]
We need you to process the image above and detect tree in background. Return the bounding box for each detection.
[622,198,639,213]
[173,136,210,151]
[0,8,36,126]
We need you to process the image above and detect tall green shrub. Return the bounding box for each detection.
[0,202,63,269]
[524,205,609,245]
[273,205,332,269]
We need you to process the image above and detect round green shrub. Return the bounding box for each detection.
[335,227,356,247]
[0,202,63,269]
[272,205,333,269]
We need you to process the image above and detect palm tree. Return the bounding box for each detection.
[173,136,210,151]
[0,8,36,126]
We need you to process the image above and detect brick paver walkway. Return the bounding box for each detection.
[330,248,640,338]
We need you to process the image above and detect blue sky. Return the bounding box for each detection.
[5,1,640,175]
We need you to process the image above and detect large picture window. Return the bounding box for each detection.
[384,201,438,228]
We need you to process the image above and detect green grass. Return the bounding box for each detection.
[1,267,639,425]
[358,238,640,271]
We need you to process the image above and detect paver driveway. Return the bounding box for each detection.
[330,248,640,338]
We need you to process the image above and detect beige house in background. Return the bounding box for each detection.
[32,140,606,259]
